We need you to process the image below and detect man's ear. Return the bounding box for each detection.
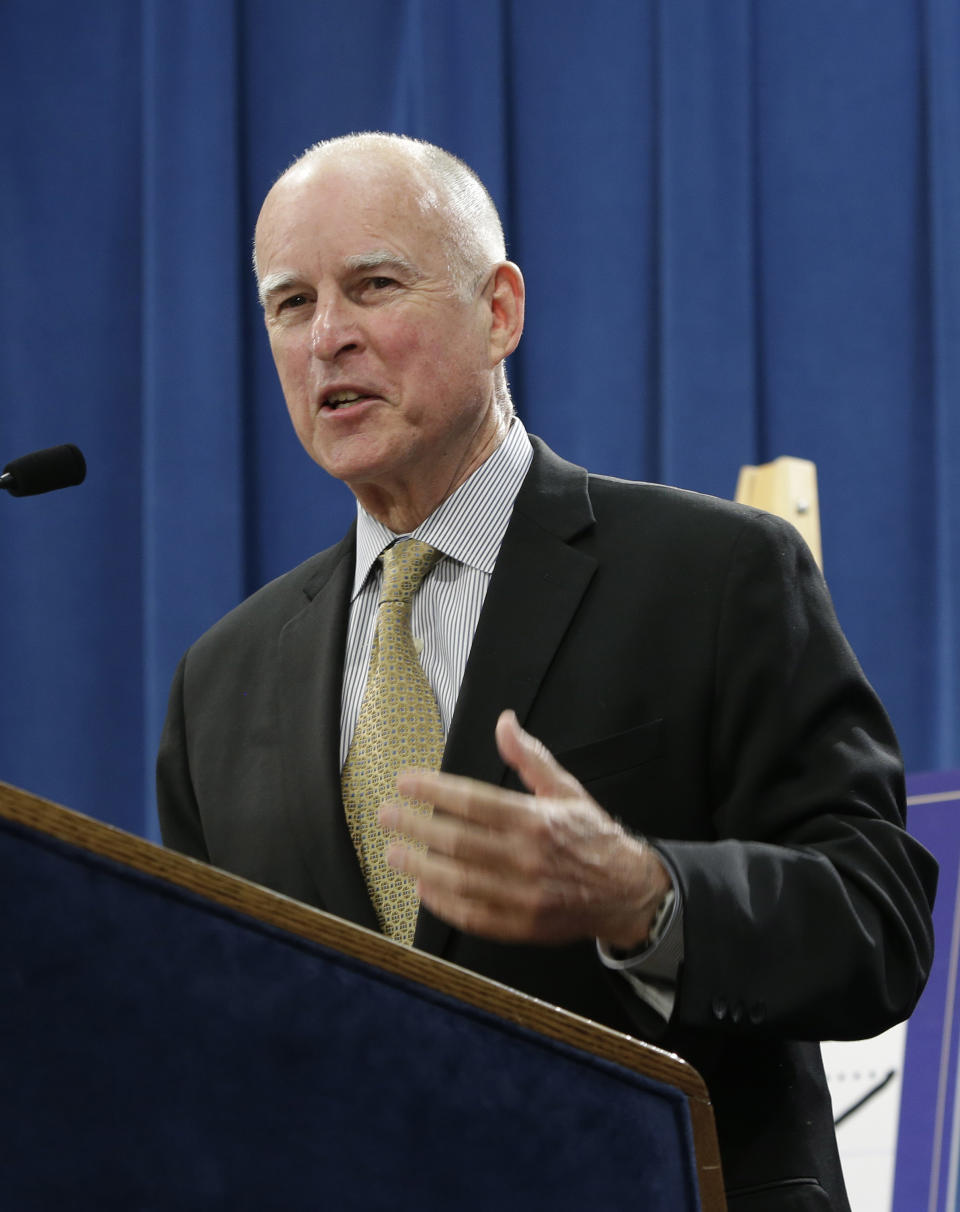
[486,261,525,365]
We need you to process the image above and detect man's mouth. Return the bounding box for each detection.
[325,390,367,411]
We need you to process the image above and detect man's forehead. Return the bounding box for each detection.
[257,216,429,276]
[256,153,446,277]
[274,145,430,210]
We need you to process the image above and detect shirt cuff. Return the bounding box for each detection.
[596,859,684,1020]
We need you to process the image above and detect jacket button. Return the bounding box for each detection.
[711,995,728,1021]
[749,1002,767,1024]
[730,1002,744,1024]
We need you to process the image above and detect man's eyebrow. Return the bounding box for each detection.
[257,253,424,308]
[258,272,302,309]
[344,251,422,277]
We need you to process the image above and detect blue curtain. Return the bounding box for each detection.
[2,0,957,838]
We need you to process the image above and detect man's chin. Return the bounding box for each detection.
[309,436,414,496]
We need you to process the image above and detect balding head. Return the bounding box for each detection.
[255,132,507,299]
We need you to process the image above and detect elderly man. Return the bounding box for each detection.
[158,132,936,1211]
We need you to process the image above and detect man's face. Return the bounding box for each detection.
[255,152,505,523]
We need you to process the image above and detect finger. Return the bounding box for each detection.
[385,840,559,942]
[494,709,586,800]
[381,796,560,884]
[379,798,518,866]
[394,766,532,827]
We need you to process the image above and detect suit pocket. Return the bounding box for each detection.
[555,719,662,785]
[727,1177,832,1211]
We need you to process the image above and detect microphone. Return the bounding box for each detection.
[0,444,87,497]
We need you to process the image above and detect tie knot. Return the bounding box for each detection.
[379,539,443,605]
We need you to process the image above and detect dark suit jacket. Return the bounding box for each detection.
[158,437,936,1211]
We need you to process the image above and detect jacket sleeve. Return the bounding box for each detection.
[654,511,937,1041]
[156,653,211,863]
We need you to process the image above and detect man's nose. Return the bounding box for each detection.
[309,294,361,361]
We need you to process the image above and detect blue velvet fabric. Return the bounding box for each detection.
[0,815,701,1211]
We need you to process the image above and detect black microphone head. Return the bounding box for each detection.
[0,444,86,497]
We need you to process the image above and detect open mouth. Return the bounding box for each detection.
[323,390,372,412]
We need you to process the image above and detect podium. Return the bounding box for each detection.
[0,782,725,1211]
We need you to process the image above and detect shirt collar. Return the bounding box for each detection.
[351,419,534,599]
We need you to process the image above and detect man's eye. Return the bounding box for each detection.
[367,277,396,290]
[277,293,308,312]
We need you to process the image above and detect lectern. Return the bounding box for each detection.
[0,782,725,1211]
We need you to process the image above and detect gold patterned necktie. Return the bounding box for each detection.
[341,539,445,944]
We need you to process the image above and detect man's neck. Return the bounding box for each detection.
[352,413,512,534]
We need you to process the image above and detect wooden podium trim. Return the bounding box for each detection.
[0,780,726,1210]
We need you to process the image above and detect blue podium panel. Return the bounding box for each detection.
[895,771,960,1212]
[0,785,718,1212]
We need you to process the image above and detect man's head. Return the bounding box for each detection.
[254,133,524,532]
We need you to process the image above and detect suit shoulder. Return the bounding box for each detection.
[523,436,815,569]
[580,473,823,593]
[588,470,798,539]
[188,538,353,658]
[589,471,743,519]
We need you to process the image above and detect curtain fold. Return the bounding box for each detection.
[656,0,758,490]
[140,0,248,837]
[2,0,957,835]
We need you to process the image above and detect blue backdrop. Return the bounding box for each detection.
[2,0,958,838]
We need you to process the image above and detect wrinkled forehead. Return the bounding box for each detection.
[255,149,446,271]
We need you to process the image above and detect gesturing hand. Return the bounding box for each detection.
[379,710,670,949]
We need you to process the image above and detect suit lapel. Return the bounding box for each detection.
[415,438,597,955]
[278,528,380,932]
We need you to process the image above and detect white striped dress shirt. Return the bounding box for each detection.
[339,419,534,767]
